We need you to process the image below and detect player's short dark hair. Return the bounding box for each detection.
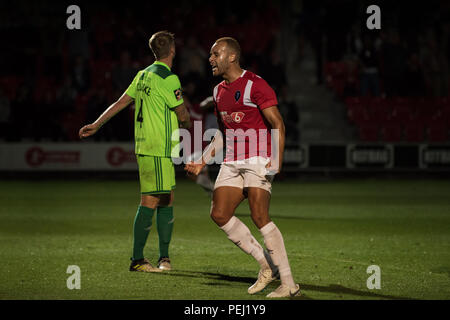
[215,37,241,63]
[149,31,175,60]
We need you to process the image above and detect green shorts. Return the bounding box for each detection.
[137,155,176,195]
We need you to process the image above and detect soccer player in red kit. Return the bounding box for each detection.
[185,37,300,298]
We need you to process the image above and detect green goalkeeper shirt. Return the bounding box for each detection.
[126,61,183,157]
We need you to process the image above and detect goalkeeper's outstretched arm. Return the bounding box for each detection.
[184,130,223,176]
[79,92,134,139]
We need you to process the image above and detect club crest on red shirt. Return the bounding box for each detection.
[234,90,241,102]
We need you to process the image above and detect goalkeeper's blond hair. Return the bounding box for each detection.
[149,31,175,60]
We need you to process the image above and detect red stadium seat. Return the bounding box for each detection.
[414,99,437,125]
[370,104,392,124]
[436,97,450,109]
[427,122,449,142]
[359,123,379,141]
[441,107,450,126]
[390,96,412,108]
[345,96,371,109]
[345,96,362,107]
[416,97,440,118]
[335,61,347,75]
[368,96,391,109]
[380,123,403,142]
[61,94,90,141]
[404,122,425,142]
[0,76,22,100]
[33,76,56,102]
[332,78,346,97]
[348,105,369,124]
[390,105,414,125]
[324,61,348,97]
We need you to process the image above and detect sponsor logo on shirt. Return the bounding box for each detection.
[174,88,182,101]
[231,112,245,123]
[220,111,245,123]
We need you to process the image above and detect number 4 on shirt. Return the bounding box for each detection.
[137,98,143,127]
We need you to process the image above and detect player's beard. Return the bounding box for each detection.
[212,63,227,77]
[212,65,219,76]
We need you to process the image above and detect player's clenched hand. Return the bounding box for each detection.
[265,160,281,176]
[79,123,99,139]
[184,162,205,176]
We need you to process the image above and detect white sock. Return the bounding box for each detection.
[220,216,269,269]
[260,222,296,288]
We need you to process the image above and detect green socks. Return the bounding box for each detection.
[131,205,174,261]
[157,206,174,259]
[132,206,155,261]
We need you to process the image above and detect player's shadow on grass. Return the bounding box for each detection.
[163,269,256,285]
[164,270,415,300]
[299,283,415,300]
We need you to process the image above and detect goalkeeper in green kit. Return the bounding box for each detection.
[79,31,191,272]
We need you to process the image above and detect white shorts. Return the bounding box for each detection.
[214,157,274,193]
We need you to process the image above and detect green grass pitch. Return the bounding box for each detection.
[1,176,450,300]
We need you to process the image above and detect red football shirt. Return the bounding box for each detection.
[213,70,278,162]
